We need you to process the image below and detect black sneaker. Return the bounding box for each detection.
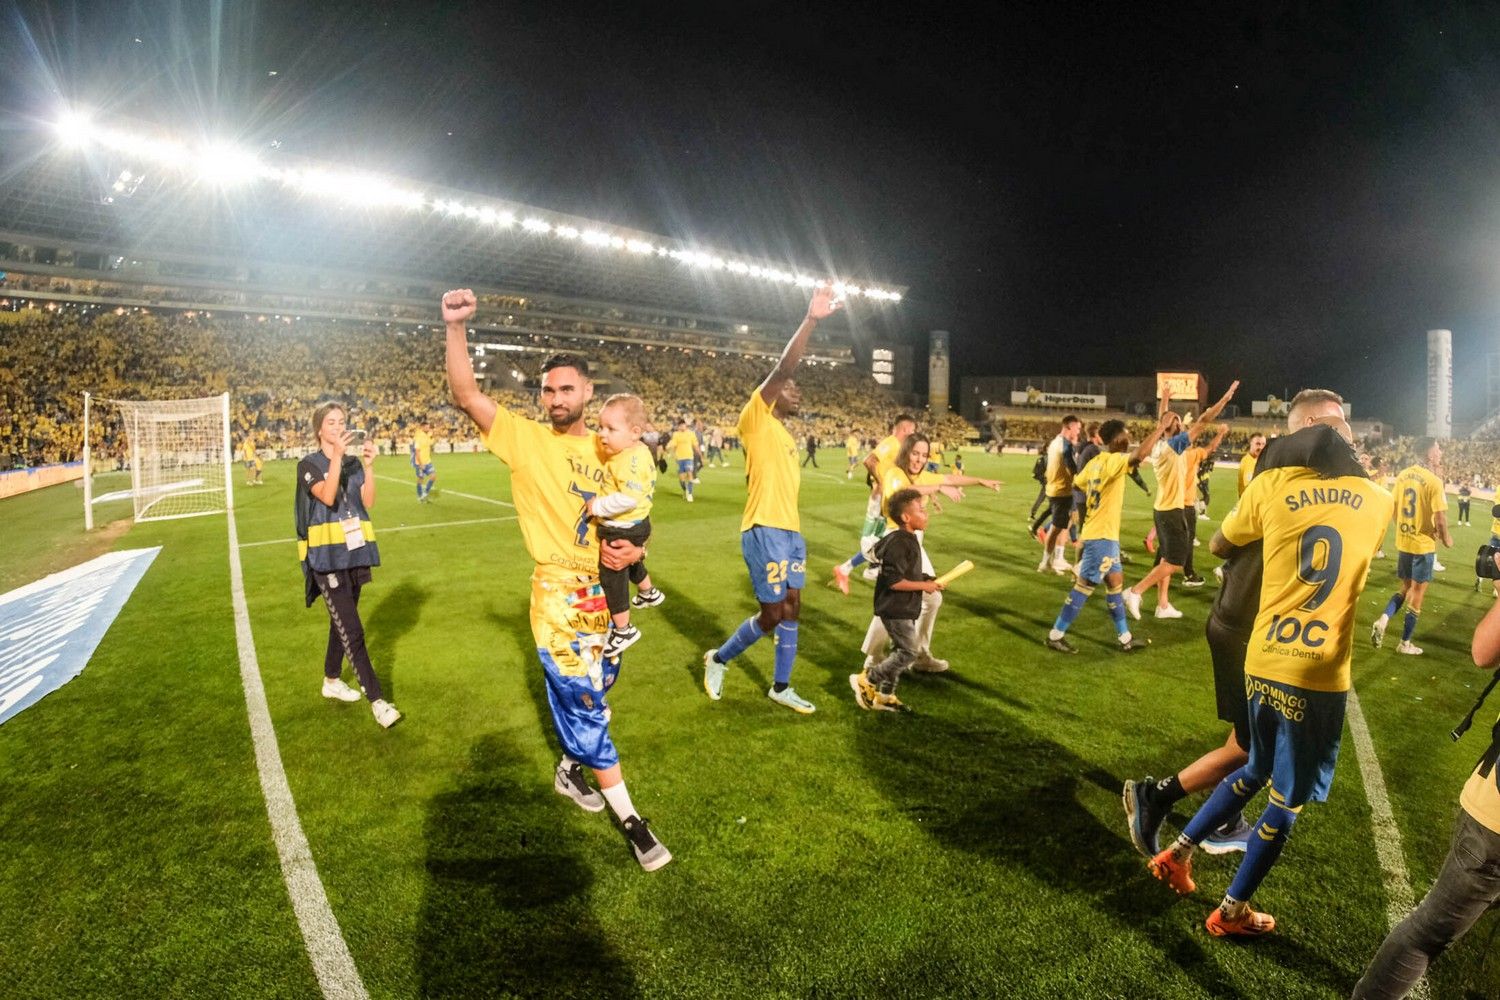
[1123,777,1166,857]
[622,815,672,871]
[1117,636,1152,652]
[554,759,605,813]
[631,588,666,609]
[1182,574,1206,588]
[603,625,642,660]
[1045,635,1078,654]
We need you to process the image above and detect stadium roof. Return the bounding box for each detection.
[0,116,907,330]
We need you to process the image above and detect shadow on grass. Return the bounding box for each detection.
[365,581,428,702]
[650,572,771,693]
[855,706,1354,998]
[416,732,638,999]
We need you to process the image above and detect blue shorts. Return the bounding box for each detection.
[1396,552,1434,583]
[741,526,807,603]
[1243,676,1346,808]
[1076,539,1122,585]
[677,459,694,476]
[412,461,434,478]
[531,576,621,770]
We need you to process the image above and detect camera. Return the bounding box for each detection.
[1477,544,1500,580]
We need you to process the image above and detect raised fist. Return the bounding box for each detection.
[442,288,477,324]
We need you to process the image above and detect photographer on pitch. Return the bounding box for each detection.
[295,401,402,729]
[1351,574,1500,998]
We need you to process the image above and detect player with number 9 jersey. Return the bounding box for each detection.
[1220,467,1393,692]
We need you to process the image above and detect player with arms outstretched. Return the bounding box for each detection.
[831,414,918,591]
[1147,438,1393,937]
[703,285,842,713]
[441,288,670,871]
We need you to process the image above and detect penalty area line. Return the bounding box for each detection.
[239,515,517,549]
[373,473,513,507]
[226,510,369,1000]
[1346,687,1429,1000]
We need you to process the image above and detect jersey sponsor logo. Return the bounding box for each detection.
[1246,676,1310,722]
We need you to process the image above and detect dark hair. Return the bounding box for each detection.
[887,487,924,525]
[1061,414,1081,429]
[896,431,931,471]
[540,353,590,378]
[1099,419,1126,445]
[1084,421,1101,438]
[1415,436,1438,458]
[890,413,917,431]
[312,400,345,437]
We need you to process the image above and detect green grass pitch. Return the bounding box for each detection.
[2,451,1498,998]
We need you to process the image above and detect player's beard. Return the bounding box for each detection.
[548,402,585,431]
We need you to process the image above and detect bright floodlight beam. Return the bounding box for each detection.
[54,111,92,148]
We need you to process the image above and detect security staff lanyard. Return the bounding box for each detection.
[334,464,366,551]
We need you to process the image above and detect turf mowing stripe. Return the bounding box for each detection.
[239,515,518,549]
[1346,687,1430,1000]
[226,510,370,1000]
[373,473,514,507]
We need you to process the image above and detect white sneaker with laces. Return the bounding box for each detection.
[767,686,816,714]
[1154,604,1184,620]
[1434,560,1447,573]
[1123,589,1142,621]
[1396,640,1424,655]
[322,677,361,702]
[371,699,402,728]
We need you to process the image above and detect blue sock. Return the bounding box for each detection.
[1383,592,1404,619]
[415,481,422,498]
[1402,609,1419,642]
[1105,589,1128,636]
[1052,586,1091,634]
[849,552,867,569]
[1183,768,1266,844]
[716,616,765,664]
[1226,800,1299,901]
[773,620,799,685]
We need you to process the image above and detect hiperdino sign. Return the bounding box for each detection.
[1010,389,1107,410]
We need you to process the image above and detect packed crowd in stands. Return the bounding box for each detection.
[0,304,970,469]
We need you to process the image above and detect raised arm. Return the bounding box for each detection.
[442,289,498,436]
[1202,423,1229,454]
[1196,380,1240,428]
[759,285,841,404]
[1130,411,1174,468]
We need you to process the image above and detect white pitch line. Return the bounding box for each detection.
[226,510,369,1000]
[373,473,514,507]
[239,515,517,549]
[1346,687,1430,1000]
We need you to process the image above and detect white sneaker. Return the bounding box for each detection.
[1434,560,1447,573]
[1371,614,1388,649]
[1154,604,1184,620]
[912,653,949,673]
[685,494,695,503]
[692,477,701,484]
[1051,557,1072,575]
[861,566,880,581]
[1037,556,1050,573]
[371,699,402,728]
[767,686,816,714]
[1123,589,1142,621]
[1375,549,1385,560]
[1396,640,1424,655]
[322,677,361,702]
[1193,538,1201,547]
[1213,565,1224,585]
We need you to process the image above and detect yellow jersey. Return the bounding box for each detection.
[1044,436,1073,498]
[738,389,800,532]
[243,439,257,461]
[1238,453,1257,496]
[669,430,698,462]
[599,442,655,524]
[1078,451,1133,543]
[881,466,944,531]
[413,429,433,464]
[1220,467,1393,691]
[845,434,861,457]
[1181,446,1208,506]
[1393,464,1446,555]
[1151,437,1186,513]
[1461,739,1500,835]
[482,407,609,579]
[871,434,902,483]
[1490,503,1500,540]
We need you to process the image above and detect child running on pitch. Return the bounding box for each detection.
[592,394,665,659]
[850,488,945,712]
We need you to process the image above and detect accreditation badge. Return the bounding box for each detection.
[339,515,366,550]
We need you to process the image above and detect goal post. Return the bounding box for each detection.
[82,392,234,528]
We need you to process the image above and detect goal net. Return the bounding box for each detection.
[83,392,233,527]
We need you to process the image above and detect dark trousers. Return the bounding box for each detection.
[599,519,651,617]
[316,568,383,702]
[1183,507,1197,575]
[802,451,818,467]
[1029,485,1047,519]
[1459,498,1471,522]
[1352,809,1500,998]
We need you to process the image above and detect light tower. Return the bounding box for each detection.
[1426,329,1452,438]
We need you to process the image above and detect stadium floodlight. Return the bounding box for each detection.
[555,224,580,239]
[196,142,263,186]
[522,217,551,233]
[55,110,92,147]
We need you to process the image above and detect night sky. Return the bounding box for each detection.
[8,1,1500,432]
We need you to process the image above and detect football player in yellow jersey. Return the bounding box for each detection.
[1036,414,1083,574]
[1126,380,1239,620]
[1149,444,1393,939]
[242,435,263,486]
[667,419,702,502]
[409,423,436,502]
[1238,434,1265,497]
[442,288,670,871]
[1354,592,1500,995]
[858,432,1000,673]
[703,285,842,714]
[830,413,917,593]
[1045,414,1171,654]
[1179,423,1228,587]
[1372,437,1453,655]
[844,429,861,478]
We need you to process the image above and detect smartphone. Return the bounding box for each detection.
[348,428,367,447]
